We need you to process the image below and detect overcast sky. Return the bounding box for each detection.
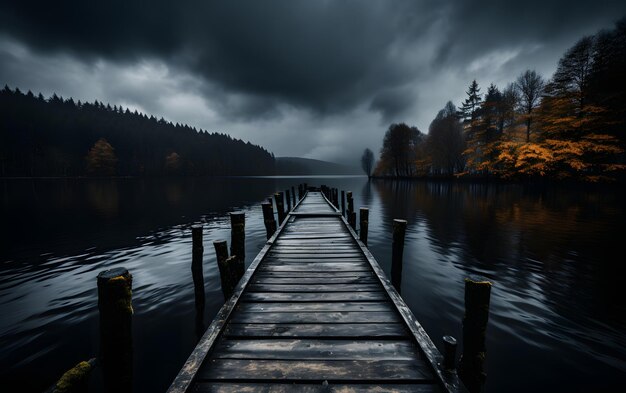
[1,1,625,164]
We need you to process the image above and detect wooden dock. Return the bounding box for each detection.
[168,191,466,393]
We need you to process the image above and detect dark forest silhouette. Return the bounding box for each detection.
[374,18,626,182]
[0,88,275,177]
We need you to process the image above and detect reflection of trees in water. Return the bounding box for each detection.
[87,179,119,217]
[372,179,625,323]
[2,178,277,262]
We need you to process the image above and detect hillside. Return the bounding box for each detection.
[275,157,362,175]
[0,87,275,177]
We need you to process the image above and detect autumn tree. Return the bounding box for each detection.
[538,36,623,180]
[516,70,545,142]
[361,148,374,177]
[86,138,118,176]
[165,151,181,173]
[428,101,465,175]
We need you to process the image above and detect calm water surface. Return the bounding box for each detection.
[1,177,624,392]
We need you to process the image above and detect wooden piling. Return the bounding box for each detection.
[346,191,354,215]
[359,207,369,245]
[390,219,407,293]
[298,184,303,201]
[261,202,277,240]
[191,226,205,341]
[219,255,244,299]
[443,335,458,370]
[213,240,244,299]
[459,278,492,392]
[285,189,292,212]
[191,224,203,253]
[274,192,285,224]
[213,240,229,266]
[341,190,345,216]
[97,267,133,393]
[229,212,245,263]
[291,186,296,206]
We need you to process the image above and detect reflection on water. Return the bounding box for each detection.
[0,177,624,392]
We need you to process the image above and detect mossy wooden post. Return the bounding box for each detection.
[50,358,97,393]
[359,207,369,245]
[97,267,133,393]
[390,219,407,294]
[341,190,345,216]
[261,202,277,240]
[274,192,285,224]
[459,278,492,393]
[191,225,205,341]
[285,189,292,212]
[443,335,458,370]
[291,186,296,206]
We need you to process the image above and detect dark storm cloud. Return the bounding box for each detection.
[1,0,625,162]
[0,0,441,119]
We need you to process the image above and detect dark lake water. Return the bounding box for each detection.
[1,177,625,392]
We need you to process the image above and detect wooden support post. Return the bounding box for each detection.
[219,256,244,299]
[341,190,345,216]
[191,225,205,341]
[298,184,303,201]
[274,192,285,224]
[390,219,407,294]
[443,335,458,370]
[346,191,354,215]
[261,202,277,240]
[192,224,203,253]
[97,267,133,393]
[304,183,308,192]
[213,240,229,267]
[230,212,245,263]
[359,207,369,245]
[291,186,296,206]
[213,240,244,299]
[285,189,292,212]
[459,278,492,392]
[349,211,357,230]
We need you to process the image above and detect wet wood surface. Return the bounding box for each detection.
[169,191,465,393]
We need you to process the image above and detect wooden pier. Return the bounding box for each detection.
[168,190,466,393]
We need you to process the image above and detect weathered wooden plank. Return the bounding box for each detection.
[193,383,441,393]
[213,339,419,361]
[251,276,378,285]
[263,259,367,264]
[247,284,382,292]
[237,302,392,313]
[267,253,365,258]
[253,271,374,278]
[231,311,401,324]
[241,291,388,302]
[259,265,371,272]
[198,359,433,381]
[224,323,408,339]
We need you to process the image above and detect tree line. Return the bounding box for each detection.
[373,18,626,182]
[0,88,275,177]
